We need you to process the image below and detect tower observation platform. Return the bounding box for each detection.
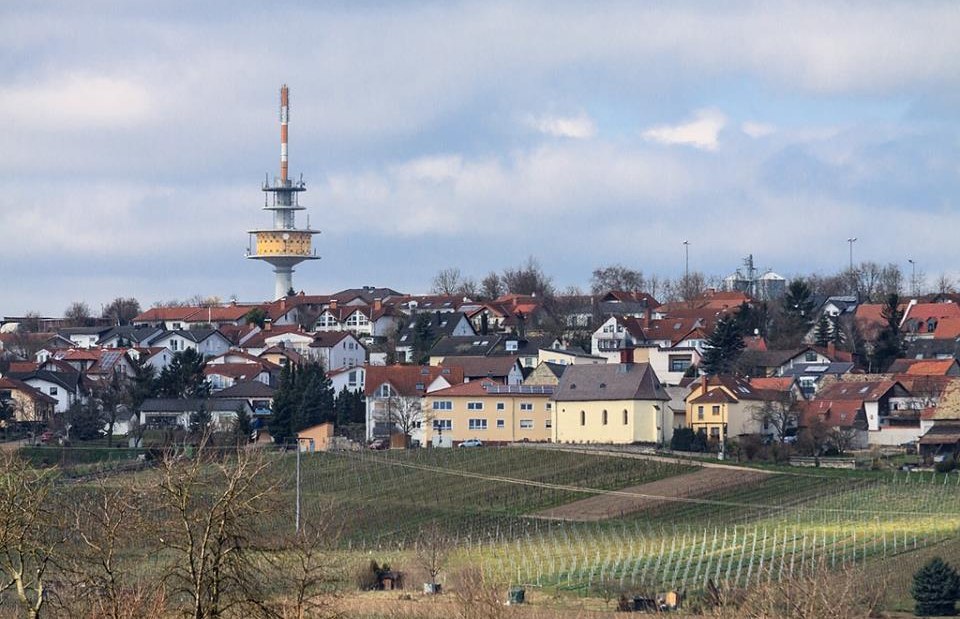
[246,84,318,300]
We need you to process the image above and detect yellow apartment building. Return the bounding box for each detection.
[551,362,671,444]
[421,380,554,446]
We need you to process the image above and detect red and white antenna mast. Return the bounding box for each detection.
[280,84,289,184]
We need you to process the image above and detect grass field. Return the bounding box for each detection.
[245,445,960,605]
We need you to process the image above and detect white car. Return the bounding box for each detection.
[459,438,483,448]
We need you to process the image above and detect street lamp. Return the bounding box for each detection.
[683,241,690,281]
[846,237,857,272]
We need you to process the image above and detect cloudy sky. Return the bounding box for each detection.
[2,1,960,315]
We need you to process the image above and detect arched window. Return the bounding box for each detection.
[602,410,608,425]
[623,409,628,425]
[580,410,586,426]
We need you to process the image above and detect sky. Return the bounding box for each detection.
[2,1,960,315]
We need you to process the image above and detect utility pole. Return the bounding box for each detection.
[295,438,301,534]
[683,241,690,281]
[909,259,917,297]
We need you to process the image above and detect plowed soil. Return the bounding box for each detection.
[535,467,767,521]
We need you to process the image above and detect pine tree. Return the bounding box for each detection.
[701,315,745,375]
[268,363,296,442]
[912,556,960,616]
[813,313,832,348]
[830,315,845,346]
[232,404,252,444]
[778,279,816,347]
[157,349,210,399]
[872,293,906,372]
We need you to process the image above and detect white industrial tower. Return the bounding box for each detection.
[246,85,318,300]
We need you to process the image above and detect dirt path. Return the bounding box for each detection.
[535,467,768,522]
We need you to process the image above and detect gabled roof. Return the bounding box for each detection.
[396,312,474,345]
[429,379,554,398]
[801,399,866,428]
[212,381,277,398]
[600,290,661,308]
[689,388,738,405]
[7,369,82,392]
[815,380,905,402]
[439,355,520,381]
[749,377,796,392]
[240,326,309,349]
[0,377,58,404]
[141,398,250,413]
[204,363,270,380]
[97,325,164,345]
[887,358,959,376]
[686,375,780,403]
[309,331,356,348]
[553,363,669,402]
[429,335,501,358]
[155,329,226,343]
[364,364,464,397]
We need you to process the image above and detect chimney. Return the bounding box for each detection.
[619,347,634,365]
[642,307,651,327]
[330,299,338,310]
[827,341,836,359]
[264,318,272,332]
[700,374,707,395]
[373,298,382,312]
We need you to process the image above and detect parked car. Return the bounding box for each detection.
[459,438,483,448]
[368,438,389,450]
[39,431,55,444]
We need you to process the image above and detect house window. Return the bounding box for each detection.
[580,410,586,426]
[546,418,552,428]
[805,352,817,362]
[623,409,628,425]
[497,402,505,411]
[697,406,704,421]
[496,419,505,428]
[519,419,534,429]
[712,405,720,416]
[710,427,720,438]
[546,402,552,411]
[468,418,487,431]
[49,387,58,396]
[669,355,692,372]
[520,403,533,411]
[172,323,181,330]
[170,339,179,351]
[602,410,608,425]
[467,402,483,411]
[432,400,452,411]
[433,419,452,431]
[377,384,396,398]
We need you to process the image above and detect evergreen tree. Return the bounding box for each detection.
[813,313,832,348]
[412,313,435,364]
[872,293,906,372]
[732,301,768,338]
[701,315,745,376]
[334,386,365,425]
[830,315,845,346]
[778,279,816,346]
[268,361,335,441]
[189,403,211,437]
[268,363,296,442]
[65,400,103,441]
[157,349,210,399]
[232,404,252,444]
[912,556,960,616]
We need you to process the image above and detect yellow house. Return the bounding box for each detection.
[421,380,554,446]
[297,422,334,452]
[0,377,56,423]
[685,375,787,441]
[551,362,671,444]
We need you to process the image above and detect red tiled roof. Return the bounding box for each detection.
[0,377,58,404]
[887,359,958,376]
[364,365,464,397]
[931,316,960,340]
[816,380,901,402]
[427,379,500,397]
[204,364,269,380]
[749,377,796,392]
[801,399,864,428]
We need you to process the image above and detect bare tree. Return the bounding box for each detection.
[936,273,956,295]
[64,301,92,327]
[270,508,342,619]
[59,478,161,619]
[101,297,142,326]
[384,396,427,443]
[590,265,645,295]
[829,426,859,456]
[750,396,801,444]
[0,453,62,619]
[501,256,554,299]
[415,521,452,593]
[480,272,504,300]
[432,267,465,295]
[156,438,275,618]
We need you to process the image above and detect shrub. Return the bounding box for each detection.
[912,557,960,616]
[355,560,381,591]
[935,459,957,474]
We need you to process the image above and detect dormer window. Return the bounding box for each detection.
[928,318,938,332]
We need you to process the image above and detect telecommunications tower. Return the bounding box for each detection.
[247,85,318,300]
